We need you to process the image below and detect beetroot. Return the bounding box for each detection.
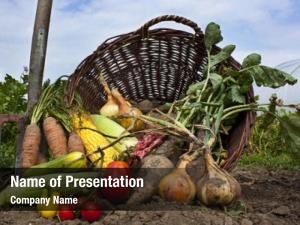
[133,134,165,159]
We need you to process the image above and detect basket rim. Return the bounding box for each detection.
[97,28,201,55]
[66,27,242,101]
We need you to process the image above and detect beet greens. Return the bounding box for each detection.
[141,22,300,156]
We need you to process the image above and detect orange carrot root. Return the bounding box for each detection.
[43,117,68,158]
[21,123,41,168]
[68,131,85,153]
[37,153,48,164]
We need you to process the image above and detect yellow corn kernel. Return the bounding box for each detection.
[71,113,118,168]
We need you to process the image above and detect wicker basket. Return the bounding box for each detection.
[65,15,256,171]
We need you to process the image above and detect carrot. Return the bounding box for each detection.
[21,80,66,168]
[38,153,48,164]
[21,124,41,168]
[43,117,68,158]
[68,131,84,153]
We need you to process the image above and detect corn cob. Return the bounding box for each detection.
[32,151,86,169]
[24,151,87,177]
[90,114,138,152]
[71,112,118,168]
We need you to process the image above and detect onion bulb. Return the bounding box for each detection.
[111,89,144,131]
[159,152,197,204]
[99,77,119,117]
[196,149,241,206]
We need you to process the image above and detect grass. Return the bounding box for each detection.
[239,152,299,170]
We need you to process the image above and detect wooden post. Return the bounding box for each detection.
[27,0,53,113]
[15,0,53,168]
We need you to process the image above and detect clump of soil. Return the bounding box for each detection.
[0,167,299,225]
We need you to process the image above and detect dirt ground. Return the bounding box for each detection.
[0,167,299,225]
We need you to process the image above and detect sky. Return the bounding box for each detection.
[0,0,299,103]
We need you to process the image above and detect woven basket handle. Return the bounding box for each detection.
[139,15,202,38]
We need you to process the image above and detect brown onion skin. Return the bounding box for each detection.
[112,89,144,131]
[100,79,120,117]
[159,153,197,204]
[196,152,241,206]
[159,169,196,204]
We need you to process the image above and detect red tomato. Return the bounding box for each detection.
[58,205,75,221]
[102,161,131,204]
[80,201,102,222]
[106,161,130,170]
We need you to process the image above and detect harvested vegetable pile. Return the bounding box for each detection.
[1,21,300,223]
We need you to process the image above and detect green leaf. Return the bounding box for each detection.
[210,73,223,90]
[204,22,223,51]
[186,80,205,95]
[278,113,300,151]
[228,69,253,94]
[210,45,235,68]
[238,74,254,93]
[228,85,245,104]
[214,104,224,134]
[245,65,297,88]
[242,53,261,68]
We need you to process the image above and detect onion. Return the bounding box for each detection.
[159,152,197,204]
[196,149,241,206]
[111,89,144,131]
[99,77,119,117]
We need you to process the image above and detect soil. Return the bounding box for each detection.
[0,167,299,225]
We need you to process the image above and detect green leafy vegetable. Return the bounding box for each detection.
[187,80,205,95]
[214,104,224,134]
[140,21,299,161]
[204,22,223,51]
[227,85,245,104]
[242,53,261,68]
[210,45,235,68]
[241,65,297,88]
[210,73,223,90]
[181,22,297,152]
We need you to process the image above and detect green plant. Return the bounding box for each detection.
[0,142,15,168]
[0,72,28,167]
[252,108,300,154]
[242,109,300,170]
[0,73,28,114]
[249,113,286,155]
